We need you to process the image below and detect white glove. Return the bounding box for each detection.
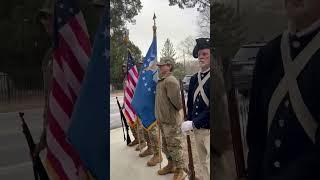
[181,121,194,133]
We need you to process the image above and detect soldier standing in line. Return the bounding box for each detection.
[121,62,147,150]
[136,60,154,157]
[149,57,186,180]
[181,38,210,180]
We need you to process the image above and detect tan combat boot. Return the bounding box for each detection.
[139,147,153,157]
[128,139,139,147]
[172,168,187,180]
[135,142,146,151]
[157,160,176,175]
[146,153,162,166]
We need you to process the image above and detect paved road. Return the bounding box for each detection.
[110,95,123,130]
[0,108,43,179]
[0,93,186,179]
[0,95,123,179]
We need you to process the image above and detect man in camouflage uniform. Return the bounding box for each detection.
[122,62,148,151]
[148,57,186,180]
[134,60,154,157]
[33,0,54,156]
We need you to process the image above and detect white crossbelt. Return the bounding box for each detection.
[267,30,320,143]
[193,71,210,107]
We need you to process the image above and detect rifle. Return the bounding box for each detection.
[179,79,196,180]
[116,97,132,145]
[19,112,49,180]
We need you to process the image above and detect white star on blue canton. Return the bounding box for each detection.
[153,91,156,94]
[148,88,151,91]
[144,64,147,67]
[144,83,147,86]
[102,29,109,38]
[142,70,145,74]
[142,77,146,80]
[103,49,109,57]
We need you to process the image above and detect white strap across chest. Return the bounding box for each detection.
[193,71,210,107]
[267,30,320,143]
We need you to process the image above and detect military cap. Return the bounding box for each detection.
[193,38,211,58]
[157,57,174,66]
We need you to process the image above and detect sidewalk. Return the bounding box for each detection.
[110,127,203,180]
[110,128,173,180]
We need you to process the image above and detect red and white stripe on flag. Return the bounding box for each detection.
[46,4,92,179]
[123,65,139,127]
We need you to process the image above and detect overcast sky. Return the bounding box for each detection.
[127,0,203,62]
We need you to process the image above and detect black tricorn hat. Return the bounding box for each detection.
[193,38,211,58]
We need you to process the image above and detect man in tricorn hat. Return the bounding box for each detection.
[181,38,211,180]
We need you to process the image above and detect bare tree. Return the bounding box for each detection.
[197,6,210,37]
[177,36,196,57]
[168,0,210,12]
[176,36,198,75]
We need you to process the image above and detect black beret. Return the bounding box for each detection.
[193,38,211,58]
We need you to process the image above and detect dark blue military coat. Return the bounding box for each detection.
[187,70,210,129]
[247,27,320,180]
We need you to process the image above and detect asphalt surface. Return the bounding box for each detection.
[0,95,123,180]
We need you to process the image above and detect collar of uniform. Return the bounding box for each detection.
[158,72,172,81]
[200,68,210,74]
[289,18,320,38]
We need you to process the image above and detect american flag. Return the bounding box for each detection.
[123,50,139,127]
[46,0,92,179]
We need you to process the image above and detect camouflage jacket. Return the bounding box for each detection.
[155,73,182,125]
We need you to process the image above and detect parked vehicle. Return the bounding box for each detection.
[182,75,192,92]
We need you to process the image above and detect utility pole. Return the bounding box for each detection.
[183,50,186,74]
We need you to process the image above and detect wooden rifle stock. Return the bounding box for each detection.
[19,112,49,180]
[179,79,196,180]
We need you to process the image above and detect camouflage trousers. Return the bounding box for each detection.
[149,122,185,168]
[130,122,152,147]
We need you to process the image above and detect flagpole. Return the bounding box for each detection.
[152,12,162,171]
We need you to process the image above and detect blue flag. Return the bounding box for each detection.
[131,36,158,129]
[67,7,109,180]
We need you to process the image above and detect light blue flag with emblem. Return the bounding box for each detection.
[131,35,158,129]
[67,6,109,180]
